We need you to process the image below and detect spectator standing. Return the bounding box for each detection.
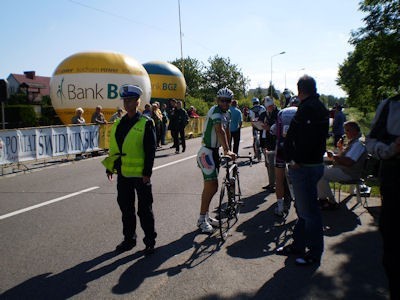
[151,103,163,148]
[366,94,400,300]
[101,84,157,255]
[167,98,179,149]
[332,105,346,148]
[196,87,236,233]
[260,96,278,192]
[142,103,152,117]
[160,103,168,145]
[71,107,86,124]
[173,100,189,154]
[109,107,125,123]
[277,75,329,266]
[91,105,107,124]
[229,100,243,154]
[243,106,249,122]
[318,121,367,210]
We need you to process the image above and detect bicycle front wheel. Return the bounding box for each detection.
[218,182,239,241]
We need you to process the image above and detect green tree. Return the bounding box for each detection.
[170,57,204,98]
[202,55,249,101]
[266,83,279,100]
[337,0,400,112]
[252,86,265,101]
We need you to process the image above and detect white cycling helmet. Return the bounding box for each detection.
[264,96,274,107]
[252,97,260,104]
[217,87,234,99]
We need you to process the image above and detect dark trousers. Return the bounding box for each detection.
[172,128,186,151]
[161,123,167,145]
[283,175,293,208]
[171,130,178,147]
[230,130,241,154]
[117,175,157,247]
[379,160,400,300]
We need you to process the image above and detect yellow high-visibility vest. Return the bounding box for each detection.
[102,117,147,177]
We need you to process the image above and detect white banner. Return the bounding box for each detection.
[0,125,100,165]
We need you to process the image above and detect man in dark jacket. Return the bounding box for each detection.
[169,100,189,154]
[276,75,329,266]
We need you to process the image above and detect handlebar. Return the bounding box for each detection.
[220,155,253,166]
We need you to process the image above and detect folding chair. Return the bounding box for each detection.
[334,153,372,208]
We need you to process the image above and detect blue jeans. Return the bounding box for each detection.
[288,164,324,258]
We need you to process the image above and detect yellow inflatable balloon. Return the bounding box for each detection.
[50,51,151,124]
[142,61,186,105]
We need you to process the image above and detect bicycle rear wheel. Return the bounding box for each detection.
[218,182,240,241]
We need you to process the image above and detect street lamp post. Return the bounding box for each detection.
[270,51,286,95]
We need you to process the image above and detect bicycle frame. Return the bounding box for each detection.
[218,155,252,241]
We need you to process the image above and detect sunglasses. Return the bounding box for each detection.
[219,99,232,103]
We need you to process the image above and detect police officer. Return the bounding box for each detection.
[102,84,157,255]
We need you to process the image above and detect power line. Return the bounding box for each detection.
[68,0,166,33]
[67,0,216,56]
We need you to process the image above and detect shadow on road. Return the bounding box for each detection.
[222,195,389,299]
[251,231,388,300]
[2,230,217,299]
[1,250,127,299]
[112,230,220,295]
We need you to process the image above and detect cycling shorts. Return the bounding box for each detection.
[197,146,220,181]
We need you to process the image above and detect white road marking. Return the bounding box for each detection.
[153,154,197,170]
[1,154,197,220]
[0,186,99,220]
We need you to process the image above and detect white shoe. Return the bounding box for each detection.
[204,212,219,227]
[207,216,220,227]
[274,206,285,217]
[197,219,214,233]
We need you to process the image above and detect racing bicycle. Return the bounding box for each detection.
[218,155,252,241]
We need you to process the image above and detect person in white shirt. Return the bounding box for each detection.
[317,121,367,209]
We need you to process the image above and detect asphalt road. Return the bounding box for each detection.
[0,127,389,299]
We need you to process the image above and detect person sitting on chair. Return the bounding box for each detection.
[317,120,367,210]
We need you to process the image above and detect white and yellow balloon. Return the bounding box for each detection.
[50,51,151,124]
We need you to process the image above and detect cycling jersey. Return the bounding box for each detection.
[201,105,230,148]
[275,106,297,168]
[249,104,266,123]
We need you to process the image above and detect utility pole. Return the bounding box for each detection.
[178,0,184,77]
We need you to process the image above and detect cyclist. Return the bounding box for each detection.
[281,88,293,108]
[196,87,237,233]
[249,97,266,160]
[260,96,278,192]
[271,96,299,216]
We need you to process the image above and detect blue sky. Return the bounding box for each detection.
[1,0,365,97]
